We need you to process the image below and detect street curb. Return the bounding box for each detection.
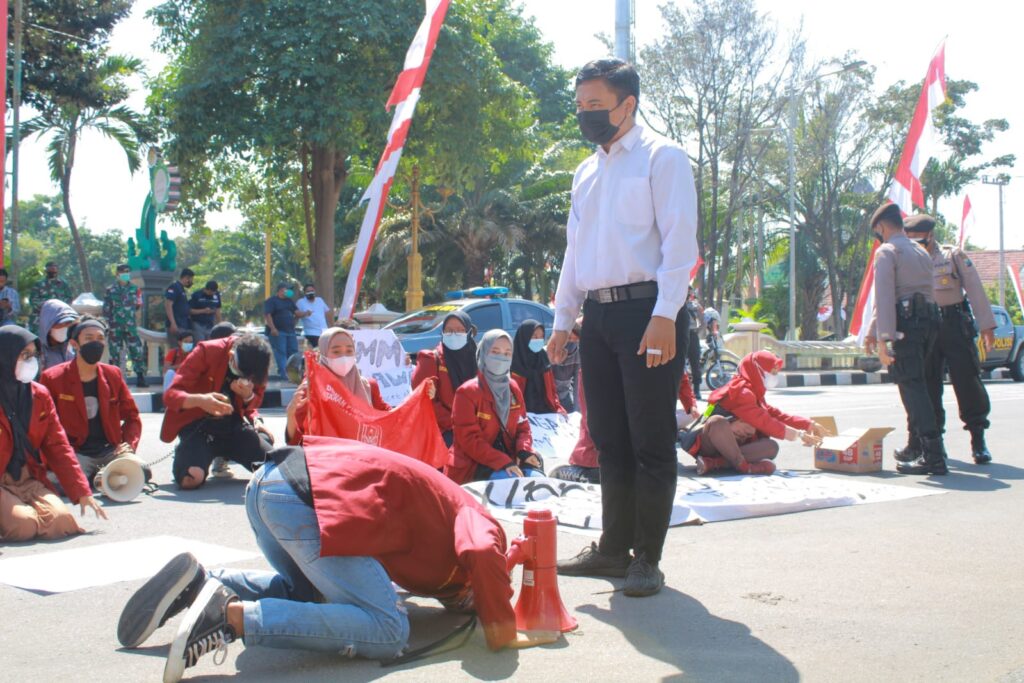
[130,386,296,414]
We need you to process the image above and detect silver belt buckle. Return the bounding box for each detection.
[597,288,613,304]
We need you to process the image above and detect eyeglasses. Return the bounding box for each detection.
[18,350,39,362]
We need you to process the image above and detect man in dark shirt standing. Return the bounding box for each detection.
[189,280,222,342]
[264,283,309,380]
[164,269,195,338]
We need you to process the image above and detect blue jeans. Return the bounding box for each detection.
[267,332,298,379]
[489,467,545,480]
[210,463,408,658]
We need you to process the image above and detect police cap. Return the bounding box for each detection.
[903,214,936,233]
[870,202,903,229]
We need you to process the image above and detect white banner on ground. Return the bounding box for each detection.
[464,471,945,535]
[351,329,412,406]
[526,412,580,470]
[0,536,257,594]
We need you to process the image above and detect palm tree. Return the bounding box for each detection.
[20,55,148,293]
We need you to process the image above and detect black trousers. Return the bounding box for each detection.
[925,309,990,433]
[172,416,273,485]
[687,329,702,394]
[580,297,688,563]
[891,314,940,444]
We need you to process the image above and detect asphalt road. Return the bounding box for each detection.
[2,380,1023,682]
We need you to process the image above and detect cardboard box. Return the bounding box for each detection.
[810,416,894,473]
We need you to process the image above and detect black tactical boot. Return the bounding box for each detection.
[894,433,922,463]
[897,436,948,476]
[969,428,992,464]
[136,373,149,388]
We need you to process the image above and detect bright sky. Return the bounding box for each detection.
[10,0,1021,253]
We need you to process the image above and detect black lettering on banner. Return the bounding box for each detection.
[522,480,558,502]
[557,482,584,496]
[504,479,520,507]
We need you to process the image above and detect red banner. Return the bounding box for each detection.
[304,352,448,468]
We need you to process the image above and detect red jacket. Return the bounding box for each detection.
[411,345,459,432]
[511,369,565,415]
[304,436,516,650]
[0,383,91,503]
[41,360,142,452]
[160,337,265,442]
[446,374,534,485]
[678,372,697,413]
[706,352,811,440]
[569,373,598,468]
[286,377,392,446]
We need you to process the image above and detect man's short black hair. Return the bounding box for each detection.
[205,280,218,291]
[575,58,640,107]
[45,261,58,269]
[0,268,8,278]
[116,263,131,273]
[178,329,195,341]
[209,322,237,340]
[180,268,195,278]
[304,282,315,290]
[232,333,272,385]
[70,314,107,341]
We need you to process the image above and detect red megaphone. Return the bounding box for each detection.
[506,509,578,633]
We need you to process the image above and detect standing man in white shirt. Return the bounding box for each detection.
[549,59,698,597]
[296,283,333,349]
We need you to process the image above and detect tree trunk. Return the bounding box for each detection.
[60,129,92,293]
[309,143,347,310]
[300,142,315,268]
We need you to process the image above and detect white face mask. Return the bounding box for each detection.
[442,333,468,351]
[324,355,357,377]
[15,357,39,383]
[51,326,69,343]
[763,372,781,390]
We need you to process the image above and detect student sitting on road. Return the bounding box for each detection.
[679,351,825,475]
[0,325,106,541]
[285,327,435,445]
[118,437,556,682]
[163,330,196,391]
[161,333,275,490]
[411,311,478,446]
[511,319,565,415]
[446,330,544,484]
[37,299,79,371]
[40,316,143,484]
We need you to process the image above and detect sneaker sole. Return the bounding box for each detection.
[623,571,665,598]
[556,565,629,578]
[118,553,201,648]
[164,579,223,683]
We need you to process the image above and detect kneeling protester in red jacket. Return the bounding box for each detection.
[120,436,557,681]
[680,351,825,476]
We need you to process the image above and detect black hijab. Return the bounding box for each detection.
[511,319,552,413]
[0,326,40,479]
[441,311,478,391]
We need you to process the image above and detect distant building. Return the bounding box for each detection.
[964,250,1024,293]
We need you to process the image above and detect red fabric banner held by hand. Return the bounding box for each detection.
[304,352,448,468]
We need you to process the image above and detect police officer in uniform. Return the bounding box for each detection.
[864,203,946,475]
[902,214,995,464]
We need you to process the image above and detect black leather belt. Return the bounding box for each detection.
[586,281,658,304]
[940,302,966,314]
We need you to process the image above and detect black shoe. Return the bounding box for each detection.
[556,542,630,578]
[896,437,948,476]
[970,430,992,464]
[548,465,600,484]
[136,373,149,388]
[164,579,237,683]
[623,554,665,598]
[893,444,922,464]
[118,552,205,648]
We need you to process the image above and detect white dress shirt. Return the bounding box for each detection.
[553,124,699,331]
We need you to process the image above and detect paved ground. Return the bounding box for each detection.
[3,380,1023,682]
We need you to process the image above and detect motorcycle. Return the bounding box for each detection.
[700,333,739,390]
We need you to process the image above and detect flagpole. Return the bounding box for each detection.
[982,175,1009,308]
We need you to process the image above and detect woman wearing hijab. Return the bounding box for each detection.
[285,327,435,445]
[411,311,478,446]
[445,330,544,484]
[510,319,564,415]
[679,351,826,475]
[0,326,105,541]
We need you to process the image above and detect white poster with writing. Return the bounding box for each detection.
[526,412,581,471]
[351,329,412,406]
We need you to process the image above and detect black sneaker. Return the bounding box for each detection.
[556,542,630,578]
[164,579,238,683]
[548,464,601,484]
[623,554,665,598]
[118,553,205,648]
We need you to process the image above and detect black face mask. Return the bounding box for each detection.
[576,98,629,145]
[78,341,105,365]
[305,293,316,301]
[914,238,930,248]
[46,271,58,279]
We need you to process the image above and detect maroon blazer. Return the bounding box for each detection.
[41,360,142,452]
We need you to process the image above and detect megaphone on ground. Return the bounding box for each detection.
[94,455,147,502]
[506,508,578,633]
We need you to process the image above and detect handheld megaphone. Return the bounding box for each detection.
[94,455,146,502]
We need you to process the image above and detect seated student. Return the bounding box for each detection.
[0,326,105,541]
[285,327,435,445]
[208,321,237,340]
[411,311,478,446]
[164,330,196,392]
[161,333,275,490]
[40,317,143,484]
[446,330,544,484]
[511,319,564,415]
[38,299,79,371]
[680,351,825,475]
[118,437,556,681]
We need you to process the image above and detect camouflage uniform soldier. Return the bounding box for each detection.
[29,261,74,331]
[104,264,149,388]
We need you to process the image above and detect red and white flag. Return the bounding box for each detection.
[339,0,451,320]
[1009,264,1024,316]
[959,194,973,249]
[849,42,948,342]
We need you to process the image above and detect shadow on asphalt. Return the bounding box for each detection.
[151,477,250,506]
[578,587,799,683]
